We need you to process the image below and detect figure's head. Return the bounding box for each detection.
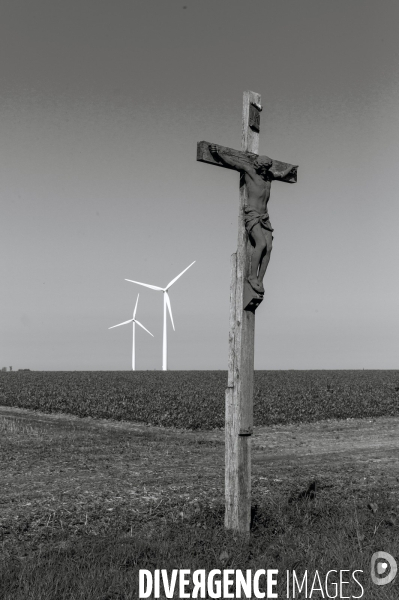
[254,155,272,175]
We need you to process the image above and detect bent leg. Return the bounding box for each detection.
[248,223,267,294]
[257,229,273,291]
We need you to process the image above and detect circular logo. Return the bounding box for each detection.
[371,552,397,586]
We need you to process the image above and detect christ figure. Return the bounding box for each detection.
[210,144,297,295]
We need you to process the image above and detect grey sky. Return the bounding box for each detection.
[1,0,398,370]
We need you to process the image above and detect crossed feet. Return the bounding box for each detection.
[247,275,264,295]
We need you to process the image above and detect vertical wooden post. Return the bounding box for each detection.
[225,91,260,533]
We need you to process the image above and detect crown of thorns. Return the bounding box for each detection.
[253,155,272,168]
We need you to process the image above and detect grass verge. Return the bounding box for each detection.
[1,413,399,599]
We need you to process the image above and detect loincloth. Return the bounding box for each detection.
[243,206,274,234]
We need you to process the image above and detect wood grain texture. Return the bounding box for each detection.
[197,140,297,183]
[225,90,260,533]
[227,253,237,389]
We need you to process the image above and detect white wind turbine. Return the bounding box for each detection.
[125,261,195,371]
[108,293,153,371]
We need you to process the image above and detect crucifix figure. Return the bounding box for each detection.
[209,144,297,295]
[197,91,298,534]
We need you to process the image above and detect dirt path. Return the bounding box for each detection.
[251,415,399,494]
[2,403,399,558]
[1,404,399,483]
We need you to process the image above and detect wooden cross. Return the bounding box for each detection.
[197,91,297,534]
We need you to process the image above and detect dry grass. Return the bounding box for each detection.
[0,416,49,437]
[1,407,399,599]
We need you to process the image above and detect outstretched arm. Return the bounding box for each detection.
[272,164,298,181]
[209,144,254,175]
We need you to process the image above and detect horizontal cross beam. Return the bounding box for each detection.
[197,141,297,183]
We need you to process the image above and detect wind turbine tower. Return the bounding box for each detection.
[109,293,154,370]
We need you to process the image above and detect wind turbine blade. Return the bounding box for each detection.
[165,261,195,289]
[133,294,139,319]
[108,319,133,329]
[125,279,163,291]
[165,292,175,330]
[134,319,154,337]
